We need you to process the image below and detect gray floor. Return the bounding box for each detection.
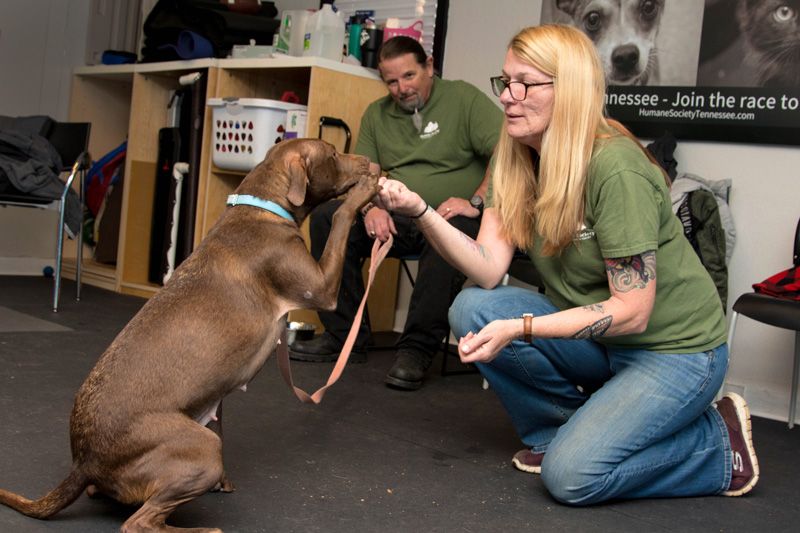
[0,275,798,532]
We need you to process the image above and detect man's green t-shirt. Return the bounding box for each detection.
[355,77,503,208]
[511,135,727,353]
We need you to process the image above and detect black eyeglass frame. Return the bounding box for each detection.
[490,76,554,101]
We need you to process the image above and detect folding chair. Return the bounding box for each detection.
[0,121,91,311]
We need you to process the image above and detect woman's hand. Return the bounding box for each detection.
[457,318,520,364]
[375,177,427,217]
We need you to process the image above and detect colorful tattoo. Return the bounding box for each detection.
[570,315,613,340]
[604,251,656,293]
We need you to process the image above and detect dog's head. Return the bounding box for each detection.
[556,0,664,85]
[237,138,373,219]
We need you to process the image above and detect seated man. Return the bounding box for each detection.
[289,36,503,390]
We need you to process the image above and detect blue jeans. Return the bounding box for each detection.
[449,286,732,505]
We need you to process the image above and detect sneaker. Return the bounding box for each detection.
[511,449,545,474]
[289,332,366,364]
[716,392,759,496]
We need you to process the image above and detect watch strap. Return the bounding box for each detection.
[522,313,534,343]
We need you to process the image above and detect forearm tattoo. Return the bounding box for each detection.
[604,251,656,292]
[570,315,613,340]
[457,231,487,258]
[582,303,605,313]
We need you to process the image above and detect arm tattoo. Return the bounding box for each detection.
[582,303,605,313]
[604,251,656,293]
[457,231,487,258]
[570,315,613,340]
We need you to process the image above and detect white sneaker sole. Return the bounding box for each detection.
[721,392,760,496]
[512,453,542,474]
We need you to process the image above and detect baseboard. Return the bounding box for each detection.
[721,379,797,425]
[0,257,54,276]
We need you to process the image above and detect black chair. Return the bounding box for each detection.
[0,121,91,311]
[725,217,800,428]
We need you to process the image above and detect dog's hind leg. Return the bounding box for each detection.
[116,415,225,532]
[205,400,235,493]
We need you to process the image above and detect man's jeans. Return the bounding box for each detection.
[449,286,732,505]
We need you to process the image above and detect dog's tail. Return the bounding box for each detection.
[0,468,88,519]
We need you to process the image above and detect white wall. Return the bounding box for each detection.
[0,0,91,273]
[443,0,800,424]
[0,0,91,119]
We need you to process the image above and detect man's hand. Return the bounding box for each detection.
[364,206,396,242]
[436,197,478,220]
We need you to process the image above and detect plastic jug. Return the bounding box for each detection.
[275,9,313,56]
[302,3,345,62]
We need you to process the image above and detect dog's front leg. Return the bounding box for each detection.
[314,174,378,310]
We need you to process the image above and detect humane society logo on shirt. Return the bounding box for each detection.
[574,223,595,241]
[420,121,440,139]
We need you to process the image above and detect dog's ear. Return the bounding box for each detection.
[555,0,578,16]
[285,154,309,206]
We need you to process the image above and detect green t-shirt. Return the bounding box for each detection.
[355,77,503,208]
[512,136,727,353]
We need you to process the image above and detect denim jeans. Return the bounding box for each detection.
[449,286,732,505]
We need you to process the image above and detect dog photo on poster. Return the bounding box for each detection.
[540,0,800,146]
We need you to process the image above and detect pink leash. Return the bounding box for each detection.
[277,235,393,404]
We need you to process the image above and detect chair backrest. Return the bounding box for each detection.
[793,216,800,267]
[47,122,91,171]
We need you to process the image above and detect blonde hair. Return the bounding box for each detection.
[493,24,631,255]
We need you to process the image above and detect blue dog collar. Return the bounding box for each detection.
[227,194,295,222]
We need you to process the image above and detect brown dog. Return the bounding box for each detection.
[0,138,378,532]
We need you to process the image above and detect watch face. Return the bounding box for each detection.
[470,195,483,208]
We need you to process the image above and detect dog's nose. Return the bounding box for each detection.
[612,44,640,73]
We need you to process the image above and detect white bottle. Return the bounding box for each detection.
[302,3,345,62]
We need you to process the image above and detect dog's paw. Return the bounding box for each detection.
[344,172,380,209]
[211,477,236,493]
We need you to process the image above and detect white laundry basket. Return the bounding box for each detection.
[208,97,308,171]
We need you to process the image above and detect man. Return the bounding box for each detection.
[289,36,503,390]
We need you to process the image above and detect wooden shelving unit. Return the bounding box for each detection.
[65,57,399,331]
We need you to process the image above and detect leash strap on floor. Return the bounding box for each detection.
[277,234,393,404]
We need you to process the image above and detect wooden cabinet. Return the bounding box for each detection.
[65,57,399,331]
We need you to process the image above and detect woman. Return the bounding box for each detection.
[375,24,758,505]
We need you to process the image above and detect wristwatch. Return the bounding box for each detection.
[469,194,484,215]
[522,313,534,343]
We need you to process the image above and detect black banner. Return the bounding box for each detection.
[539,1,800,147]
[607,86,800,145]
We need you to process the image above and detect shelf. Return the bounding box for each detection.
[74,56,379,81]
[68,58,399,331]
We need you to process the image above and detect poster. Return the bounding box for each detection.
[540,0,800,146]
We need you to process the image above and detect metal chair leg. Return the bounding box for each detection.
[53,162,81,312]
[790,331,799,429]
[76,169,84,302]
[717,311,741,401]
[53,196,67,312]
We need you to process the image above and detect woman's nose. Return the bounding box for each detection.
[499,88,513,105]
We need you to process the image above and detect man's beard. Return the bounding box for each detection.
[396,93,423,113]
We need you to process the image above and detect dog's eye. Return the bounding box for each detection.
[774,6,796,23]
[640,0,659,20]
[584,11,602,33]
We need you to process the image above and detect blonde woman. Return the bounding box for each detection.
[375,24,758,504]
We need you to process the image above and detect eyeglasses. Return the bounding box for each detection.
[490,76,554,101]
